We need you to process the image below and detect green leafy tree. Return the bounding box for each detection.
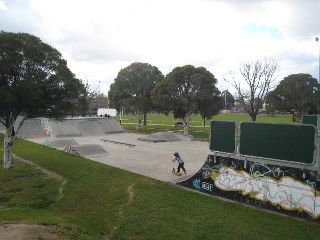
[226,58,278,121]
[0,32,84,168]
[152,65,221,134]
[197,94,222,127]
[266,73,319,122]
[108,62,163,129]
[196,73,222,127]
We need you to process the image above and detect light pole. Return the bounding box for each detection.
[316,37,320,82]
[224,90,227,110]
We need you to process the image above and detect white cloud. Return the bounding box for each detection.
[1,0,320,94]
[0,0,7,10]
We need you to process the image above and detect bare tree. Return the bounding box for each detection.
[78,80,107,116]
[225,58,278,121]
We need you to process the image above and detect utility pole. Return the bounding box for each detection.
[316,37,320,82]
[224,90,227,110]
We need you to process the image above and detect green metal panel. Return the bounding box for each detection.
[302,115,319,128]
[210,120,236,153]
[240,122,316,164]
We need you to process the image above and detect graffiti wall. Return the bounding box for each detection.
[178,155,320,221]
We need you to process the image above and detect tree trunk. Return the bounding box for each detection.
[135,111,143,130]
[293,113,302,123]
[250,113,257,122]
[143,112,147,126]
[183,114,192,135]
[3,125,14,169]
[3,114,27,169]
[183,122,188,135]
[136,114,140,130]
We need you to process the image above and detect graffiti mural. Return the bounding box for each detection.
[178,155,320,221]
[41,118,55,137]
[63,146,80,156]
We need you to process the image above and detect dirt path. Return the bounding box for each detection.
[0,157,66,240]
[13,155,64,180]
[0,224,63,240]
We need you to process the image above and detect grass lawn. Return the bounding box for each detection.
[116,113,293,140]
[117,113,293,125]
[0,134,319,239]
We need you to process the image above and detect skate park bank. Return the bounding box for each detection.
[1,117,209,183]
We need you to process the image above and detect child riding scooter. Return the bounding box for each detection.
[172,152,187,175]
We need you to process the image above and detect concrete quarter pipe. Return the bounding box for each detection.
[16,117,124,139]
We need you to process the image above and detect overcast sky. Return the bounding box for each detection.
[1,0,320,94]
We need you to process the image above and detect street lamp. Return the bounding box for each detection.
[224,90,227,110]
[316,37,320,82]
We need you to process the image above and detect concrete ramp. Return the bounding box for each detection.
[50,121,82,137]
[49,139,79,148]
[15,117,124,139]
[17,119,45,139]
[78,119,103,136]
[74,144,108,157]
[98,118,124,134]
[138,131,192,142]
[151,132,181,142]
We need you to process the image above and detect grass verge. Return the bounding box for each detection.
[0,134,319,239]
[118,113,293,140]
[116,113,293,126]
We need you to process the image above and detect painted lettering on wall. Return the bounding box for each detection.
[202,182,213,192]
[213,166,320,218]
[178,156,320,221]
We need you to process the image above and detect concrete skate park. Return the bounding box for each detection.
[11,117,210,183]
[2,116,320,221]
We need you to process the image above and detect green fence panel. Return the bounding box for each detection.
[210,120,236,153]
[302,115,319,128]
[240,122,316,164]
